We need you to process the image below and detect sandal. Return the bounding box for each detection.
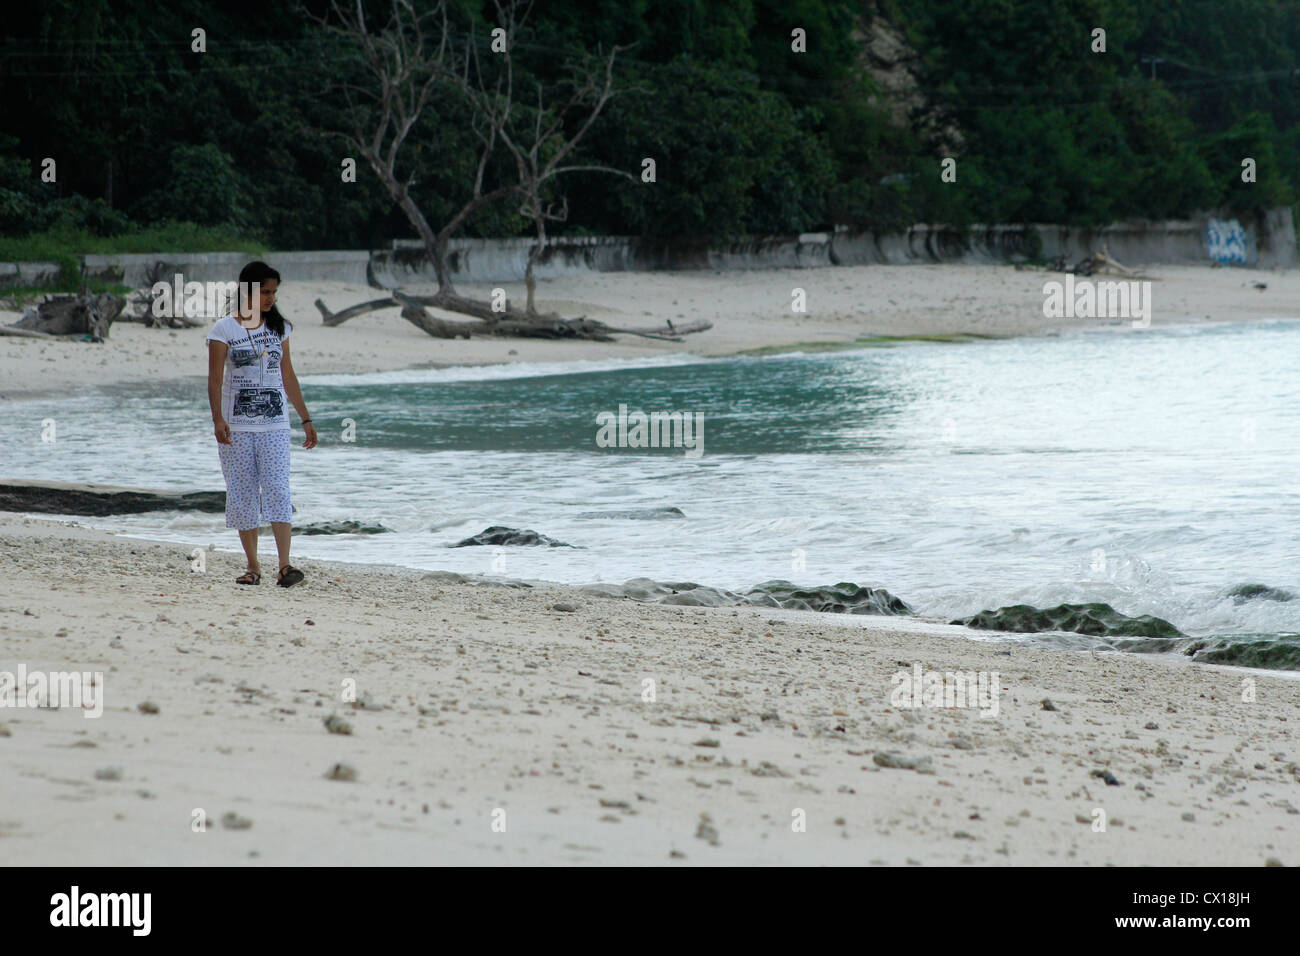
[236,569,261,585]
[277,564,305,588]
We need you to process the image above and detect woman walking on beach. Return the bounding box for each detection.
[205,261,318,586]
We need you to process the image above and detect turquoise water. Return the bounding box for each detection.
[5,320,1300,656]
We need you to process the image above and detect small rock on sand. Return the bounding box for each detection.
[323,714,353,735]
[94,766,122,781]
[551,602,577,613]
[874,751,933,772]
[137,701,160,715]
[325,762,358,782]
[221,811,253,830]
[1041,699,1057,711]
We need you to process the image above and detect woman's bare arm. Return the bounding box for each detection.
[280,340,310,422]
[208,340,227,422]
[280,340,317,448]
[208,340,232,444]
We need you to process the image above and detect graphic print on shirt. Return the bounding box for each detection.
[230,345,260,368]
[232,387,285,420]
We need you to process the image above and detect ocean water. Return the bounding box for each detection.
[5,320,1300,665]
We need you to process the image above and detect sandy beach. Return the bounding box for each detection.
[3,263,1298,401]
[2,262,1298,866]
[1,514,1297,865]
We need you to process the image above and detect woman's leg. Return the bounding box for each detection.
[271,521,292,572]
[255,429,295,573]
[218,431,262,575]
[238,528,261,575]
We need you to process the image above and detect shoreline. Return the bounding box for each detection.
[7,509,1300,677]
[3,263,1297,403]
[5,314,1298,405]
[2,514,1296,865]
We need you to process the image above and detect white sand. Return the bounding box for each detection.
[2,264,1297,400]
[1,515,1296,865]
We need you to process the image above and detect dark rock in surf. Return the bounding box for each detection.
[951,602,1183,639]
[1186,638,1300,670]
[292,520,391,536]
[1226,583,1296,604]
[580,578,743,606]
[745,580,913,616]
[452,526,574,548]
[578,576,913,614]
[0,479,225,516]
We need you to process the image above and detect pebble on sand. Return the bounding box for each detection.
[873,751,934,772]
[325,762,358,782]
[221,811,253,830]
[1041,699,1057,711]
[323,714,353,735]
[137,701,160,715]
[94,766,122,781]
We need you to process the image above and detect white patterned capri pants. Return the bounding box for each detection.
[217,429,293,530]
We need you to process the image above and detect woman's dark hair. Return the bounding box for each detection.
[237,260,289,338]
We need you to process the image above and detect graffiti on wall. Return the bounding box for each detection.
[1206,218,1251,264]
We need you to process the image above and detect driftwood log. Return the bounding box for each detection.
[1019,245,1155,280]
[0,293,126,341]
[315,290,711,342]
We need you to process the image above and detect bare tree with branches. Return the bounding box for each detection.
[460,0,636,314]
[310,0,704,341]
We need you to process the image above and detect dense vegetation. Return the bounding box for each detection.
[1,0,1297,254]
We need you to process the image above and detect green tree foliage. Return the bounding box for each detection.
[135,144,251,230]
[0,0,1296,249]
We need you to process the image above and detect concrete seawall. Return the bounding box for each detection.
[3,206,1293,290]
[75,250,373,289]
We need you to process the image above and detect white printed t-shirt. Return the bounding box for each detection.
[205,315,293,432]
